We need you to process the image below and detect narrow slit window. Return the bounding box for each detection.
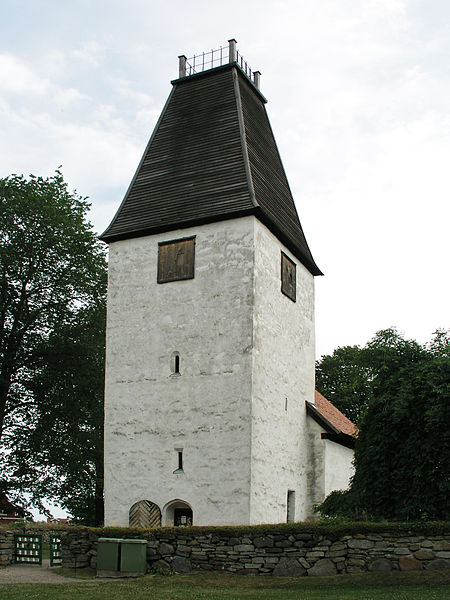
[170,352,181,376]
[173,448,184,474]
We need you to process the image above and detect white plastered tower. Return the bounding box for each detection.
[101,42,322,527]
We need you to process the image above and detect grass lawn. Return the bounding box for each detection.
[0,569,449,600]
[42,543,50,560]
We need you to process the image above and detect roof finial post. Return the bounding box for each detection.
[178,55,187,78]
[253,71,261,89]
[228,39,237,63]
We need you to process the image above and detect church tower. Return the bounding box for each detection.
[101,40,322,527]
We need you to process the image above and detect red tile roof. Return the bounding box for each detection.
[314,390,357,437]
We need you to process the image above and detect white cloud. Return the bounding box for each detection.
[0,53,90,107]
[0,50,148,228]
[71,41,105,66]
[39,49,68,79]
[112,78,155,105]
[0,53,49,95]
[0,96,142,189]
[54,86,91,106]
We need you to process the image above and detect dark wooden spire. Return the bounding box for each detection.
[101,61,322,276]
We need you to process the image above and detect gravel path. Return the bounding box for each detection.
[0,559,101,584]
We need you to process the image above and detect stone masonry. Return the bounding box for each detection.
[58,526,450,576]
[0,531,14,566]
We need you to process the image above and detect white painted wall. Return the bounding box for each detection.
[104,215,322,527]
[306,416,355,510]
[324,439,354,497]
[104,217,255,526]
[250,220,315,524]
[306,416,326,513]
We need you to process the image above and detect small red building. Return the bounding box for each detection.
[0,492,26,523]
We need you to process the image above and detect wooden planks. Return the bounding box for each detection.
[129,500,162,528]
[157,237,195,283]
[281,252,296,302]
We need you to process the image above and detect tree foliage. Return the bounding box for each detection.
[316,345,374,425]
[10,303,106,525]
[318,328,450,520]
[0,171,106,523]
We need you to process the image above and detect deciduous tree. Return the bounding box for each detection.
[318,329,450,520]
[0,171,106,523]
[316,345,373,425]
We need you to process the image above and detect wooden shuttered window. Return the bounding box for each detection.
[281,252,296,302]
[158,237,195,283]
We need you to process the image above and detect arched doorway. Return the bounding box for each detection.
[163,499,193,527]
[129,500,161,528]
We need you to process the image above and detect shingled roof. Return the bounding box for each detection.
[100,62,322,276]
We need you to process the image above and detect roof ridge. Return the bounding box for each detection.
[232,67,258,210]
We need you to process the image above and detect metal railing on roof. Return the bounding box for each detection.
[185,45,230,75]
[178,39,261,89]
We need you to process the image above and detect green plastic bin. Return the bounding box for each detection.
[97,538,122,576]
[120,539,147,575]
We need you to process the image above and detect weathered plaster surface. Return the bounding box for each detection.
[104,215,349,527]
[306,417,355,509]
[104,217,255,526]
[323,439,354,497]
[306,417,326,512]
[251,220,315,523]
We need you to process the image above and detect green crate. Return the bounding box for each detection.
[120,539,147,575]
[97,538,122,574]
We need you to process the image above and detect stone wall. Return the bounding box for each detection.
[60,526,450,576]
[0,531,14,566]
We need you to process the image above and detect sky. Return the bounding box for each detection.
[1,0,449,360]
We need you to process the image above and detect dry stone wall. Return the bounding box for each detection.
[0,531,14,566]
[60,526,450,576]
